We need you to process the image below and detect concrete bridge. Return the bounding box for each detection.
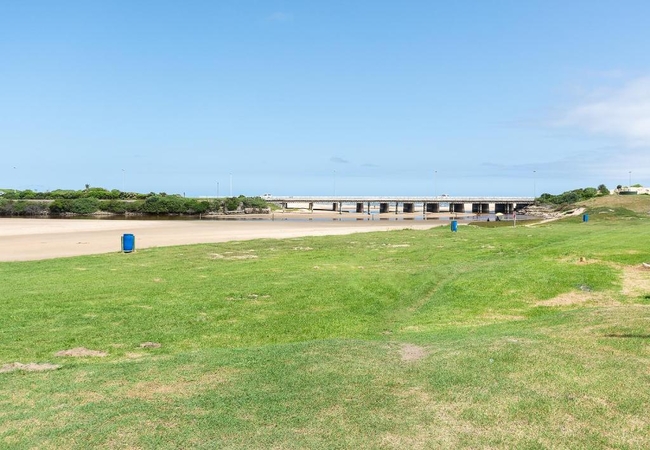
[266,196,535,214]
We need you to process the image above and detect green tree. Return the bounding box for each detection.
[71,197,100,214]
[49,199,73,214]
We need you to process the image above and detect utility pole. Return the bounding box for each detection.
[434,170,437,197]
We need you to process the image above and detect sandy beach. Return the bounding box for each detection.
[0,213,448,262]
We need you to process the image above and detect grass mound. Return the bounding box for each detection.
[1,208,649,448]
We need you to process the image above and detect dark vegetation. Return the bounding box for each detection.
[537,184,609,206]
[0,187,269,216]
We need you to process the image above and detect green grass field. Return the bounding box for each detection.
[1,199,649,449]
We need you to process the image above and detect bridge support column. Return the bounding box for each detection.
[309,202,313,213]
[380,203,389,214]
[395,202,399,214]
[332,202,338,212]
[367,202,371,215]
[356,202,364,213]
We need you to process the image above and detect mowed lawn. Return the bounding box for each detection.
[1,204,649,449]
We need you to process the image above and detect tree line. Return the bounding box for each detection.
[0,188,270,216]
[537,185,609,205]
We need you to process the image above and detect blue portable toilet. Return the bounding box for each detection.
[451,220,458,232]
[582,214,589,222]
[122,234,135,253]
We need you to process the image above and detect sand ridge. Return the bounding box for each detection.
[0,214,446,262]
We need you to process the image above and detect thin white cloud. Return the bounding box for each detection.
[330,156,349,164]
[266,12,293,22]
[560,77,650,146]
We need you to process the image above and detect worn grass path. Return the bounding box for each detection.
[1,201,649,448]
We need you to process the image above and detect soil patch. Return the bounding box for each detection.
[55,347,108,357]
[139,342,162,349]
[536,291,616,307]
[0,362,61,373]
[400,344,428,362]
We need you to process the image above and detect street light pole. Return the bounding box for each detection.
[629,171,632,187]
[121,169,125,193]
[229,173,233,197]
[434,170,437,197]
[333,170,337,196]
[533,170,536,201]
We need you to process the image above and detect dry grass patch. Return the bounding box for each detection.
[55,347,108,357]
[209,252,258,260]
[480,313,526,322]
[622,265,650,297]
[399,343,428,362]
[139,342,161,349]
[0,362,61,373]
[124,369,237,400]
[536,290,618,307]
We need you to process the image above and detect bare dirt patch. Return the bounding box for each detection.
[556,256,602,265]
[140,342,161,349]
[400,343,428,362]
[0,362,61,373]
[55,347,108,357]
[536,291,618,307]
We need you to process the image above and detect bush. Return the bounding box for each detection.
[99,200,128,214]
[538,187,600,206]
[241,196,268,209]
[22,202,49,215]
[49,199,73,214]
[224,197,241,212]
[71,197,100,214]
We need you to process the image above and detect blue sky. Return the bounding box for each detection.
[1,1,649,197]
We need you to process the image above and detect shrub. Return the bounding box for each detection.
[49,199,73,214]
[224,197,241,212]
[126,200,144,212]
[71,197,100,214]
[538,187,600,206]
[22,202,49,215]
[141,196,167,214]
[99,200,128,214]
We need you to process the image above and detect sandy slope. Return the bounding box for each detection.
[0,215,445,262]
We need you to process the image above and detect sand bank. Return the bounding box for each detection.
[0,214,446,262]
